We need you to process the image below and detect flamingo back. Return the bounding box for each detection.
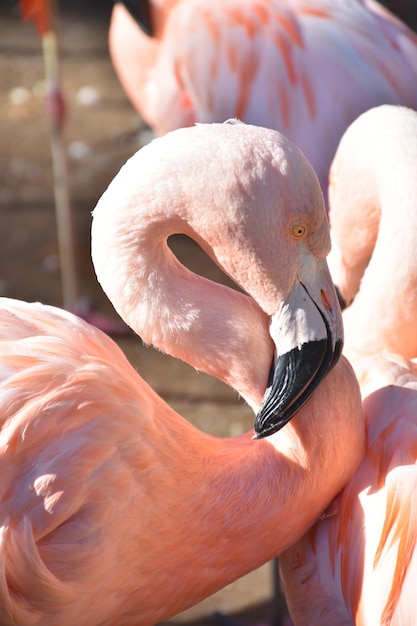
[111,0,417,194]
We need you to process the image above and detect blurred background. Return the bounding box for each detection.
[0,1,416,624]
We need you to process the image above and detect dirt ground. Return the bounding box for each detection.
[0,1,416,625]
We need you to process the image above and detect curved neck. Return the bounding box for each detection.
[92,151,273,409]
[342,159,417,360]
[329,108,417,359]
[128,356,364,625]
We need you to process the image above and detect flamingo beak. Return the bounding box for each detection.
[335,285,347,311]
[253,258,343,439]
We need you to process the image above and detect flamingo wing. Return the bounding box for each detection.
[136,0,417,192]
[0,299,157,625]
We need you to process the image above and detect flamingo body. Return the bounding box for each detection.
[279,353,417,625]
[109,0,417,196]
[0,122,365,625]
[327,104,417,360]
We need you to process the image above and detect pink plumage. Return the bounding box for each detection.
[0,122,364,624]
[328,104,417,360]
[280,353,417,625]
[109,0,417,198]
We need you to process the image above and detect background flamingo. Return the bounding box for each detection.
[278,105,417,625]
[0,122,365,625]
[109,0,417,201]
[279,353,417,625]
[327,104,417,361]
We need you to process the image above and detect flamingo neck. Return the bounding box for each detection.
[130,355,363,624]
[329,106,417,359]
[92,149,273,409]
[341,156,417,360]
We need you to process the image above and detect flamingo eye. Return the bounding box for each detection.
[291,222,307,240]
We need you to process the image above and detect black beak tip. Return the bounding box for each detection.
[252,340,328,439]
[252,412,294,439]
[253,334,343,440]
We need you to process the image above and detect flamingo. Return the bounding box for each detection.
[108,0,417,199]
[327,104,417,360]
[0,121,365,625]
[279,352,417,625]
[278,105,417,625]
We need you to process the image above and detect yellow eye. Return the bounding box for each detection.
[291,222,307,240]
